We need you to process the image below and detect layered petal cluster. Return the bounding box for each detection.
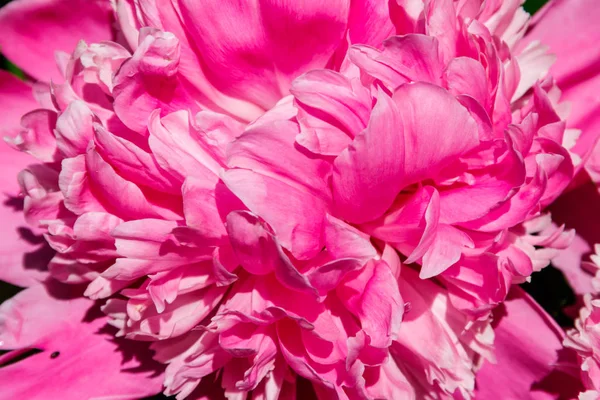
[563,246,600,398]
[0,0,598,399]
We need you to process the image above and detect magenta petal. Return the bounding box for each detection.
[0,0,115,82]
[175,0,349,113]
[475,287,583,399]
[523,0,600,165]
[0,281,164,399]
[0,70,38,137]
[0,73,51,285]
[332,89,405,223]
[0,142,50,287]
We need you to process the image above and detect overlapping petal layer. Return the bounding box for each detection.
[0,0,599,398]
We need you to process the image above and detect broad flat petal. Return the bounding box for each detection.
[0,281,164,399]
[523,0,600,165]
[0,0,115,82]
[0,141,50,287]
[475,287,583,399]
[0,70,38,137]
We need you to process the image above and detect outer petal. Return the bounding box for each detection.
[523,0,600,165]
[223,118,330,259]
[0,0,115,82]
[0,72,53,285]
[0,281,164,399]
[0,142,50,287]
[0,70,38,137]
[475,287,583,399]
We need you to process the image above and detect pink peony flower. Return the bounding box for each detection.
[0,0,599,399]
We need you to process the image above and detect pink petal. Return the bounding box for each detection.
[522,0,600,165]
[226,211,317,296]
[175,0,349,116]
[0,281,164,399]
[332,89,405,223]
[349,34,443,90]
[420,224,474,279]
[94,123,180,195]
[461,163,547,232]
[7,110,58,163]
[324,214,377,262]
[439,140,525,224]
[54,101,95,158]
[223,119,330,259]
[112,28,202,133]
[0,0,115,82]
[0,70,38,136]
[291,70,371,156]
[0,142,50,287]
[348,0,395,45]
[333,82,478,224]
[393,267,475,395]
[475,287,583,399]
[337,260,404,348]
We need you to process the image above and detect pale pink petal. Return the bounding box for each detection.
[112,28,202,133]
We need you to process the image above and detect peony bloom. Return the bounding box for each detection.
[0,0,599,399]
